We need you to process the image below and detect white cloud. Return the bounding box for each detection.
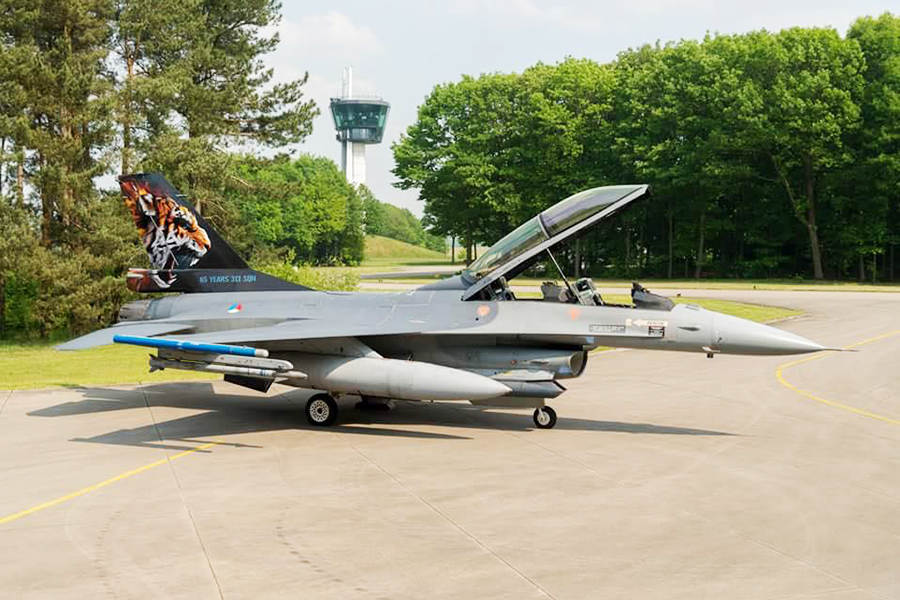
[278,11,383,60]
[448,0,612,31]
[449,0,859,33]
[266,12,383,90]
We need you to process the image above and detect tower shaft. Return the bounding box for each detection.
[340,139,367,187]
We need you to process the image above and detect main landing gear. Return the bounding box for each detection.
[304,393,395,426]
[532,406,557,429]
[305,393,338,426]
[306,393,559,430]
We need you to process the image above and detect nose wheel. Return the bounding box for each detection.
[306,393,338,426]
[532,406,557,429]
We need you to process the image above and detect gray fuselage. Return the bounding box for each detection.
[127,288,821,369]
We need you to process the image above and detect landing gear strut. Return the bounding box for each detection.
[306,393,338,426]
[532,406,557,429]
[355,396,394,411]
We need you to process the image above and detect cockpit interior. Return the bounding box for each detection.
[479,272,674,311]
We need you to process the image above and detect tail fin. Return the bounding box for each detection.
[121,173,246,270]
[120,173,308,293]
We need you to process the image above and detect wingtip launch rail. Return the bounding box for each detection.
[113,335,307,386]
[112,335,270,358]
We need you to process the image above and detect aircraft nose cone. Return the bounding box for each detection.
[712,312,826,355]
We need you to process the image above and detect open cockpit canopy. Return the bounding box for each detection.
[461,185,649,300]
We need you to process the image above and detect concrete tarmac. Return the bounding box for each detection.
[1,290,898,599]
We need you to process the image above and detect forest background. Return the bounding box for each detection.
[0,2,896,338]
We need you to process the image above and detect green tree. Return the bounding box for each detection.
[228,155,364,265]
[741,28,864,279]
[393,74,520,262]
[360,184,445,251]
[614,41,726,278]
[112,0,203,173]
[0,201,37,336]
[0,0,115,245]
[394,61,618,263]
[847,13,899,280]
[132,0,318,215]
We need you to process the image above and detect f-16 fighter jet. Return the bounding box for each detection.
[60,174,834,429]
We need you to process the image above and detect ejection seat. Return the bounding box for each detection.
[631,282,674,310]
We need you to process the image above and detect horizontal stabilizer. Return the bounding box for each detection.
[56,322,193,351]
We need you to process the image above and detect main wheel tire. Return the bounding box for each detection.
[532,406,557,429]
[306,393,338,426]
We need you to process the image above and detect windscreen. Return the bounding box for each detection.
[539,185,643,236]
[464,216,547,278]
[462,184,648,285]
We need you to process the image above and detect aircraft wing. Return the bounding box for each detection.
[55,321,194,350]
[166,318,426,345]
[56,315,426,352]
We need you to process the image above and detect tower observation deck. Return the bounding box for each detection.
[329,67,390,187]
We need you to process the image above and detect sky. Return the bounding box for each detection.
[267,0,896,217]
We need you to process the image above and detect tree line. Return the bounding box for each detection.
[360,186,445,253]
[0,0,437,339]
[393,14,899,281]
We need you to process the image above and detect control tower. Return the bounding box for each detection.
[329,67,390,187]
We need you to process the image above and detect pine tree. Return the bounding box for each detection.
[0,0,114,245]
[131,0,318,214]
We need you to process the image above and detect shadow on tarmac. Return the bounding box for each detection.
[27,381,734,450]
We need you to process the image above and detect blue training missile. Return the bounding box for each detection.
[112,335,269,358]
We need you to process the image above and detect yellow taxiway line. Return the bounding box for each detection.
[0,441,221,525]
[775,330,900,426]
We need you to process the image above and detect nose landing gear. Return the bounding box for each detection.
[532,406,557,429]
